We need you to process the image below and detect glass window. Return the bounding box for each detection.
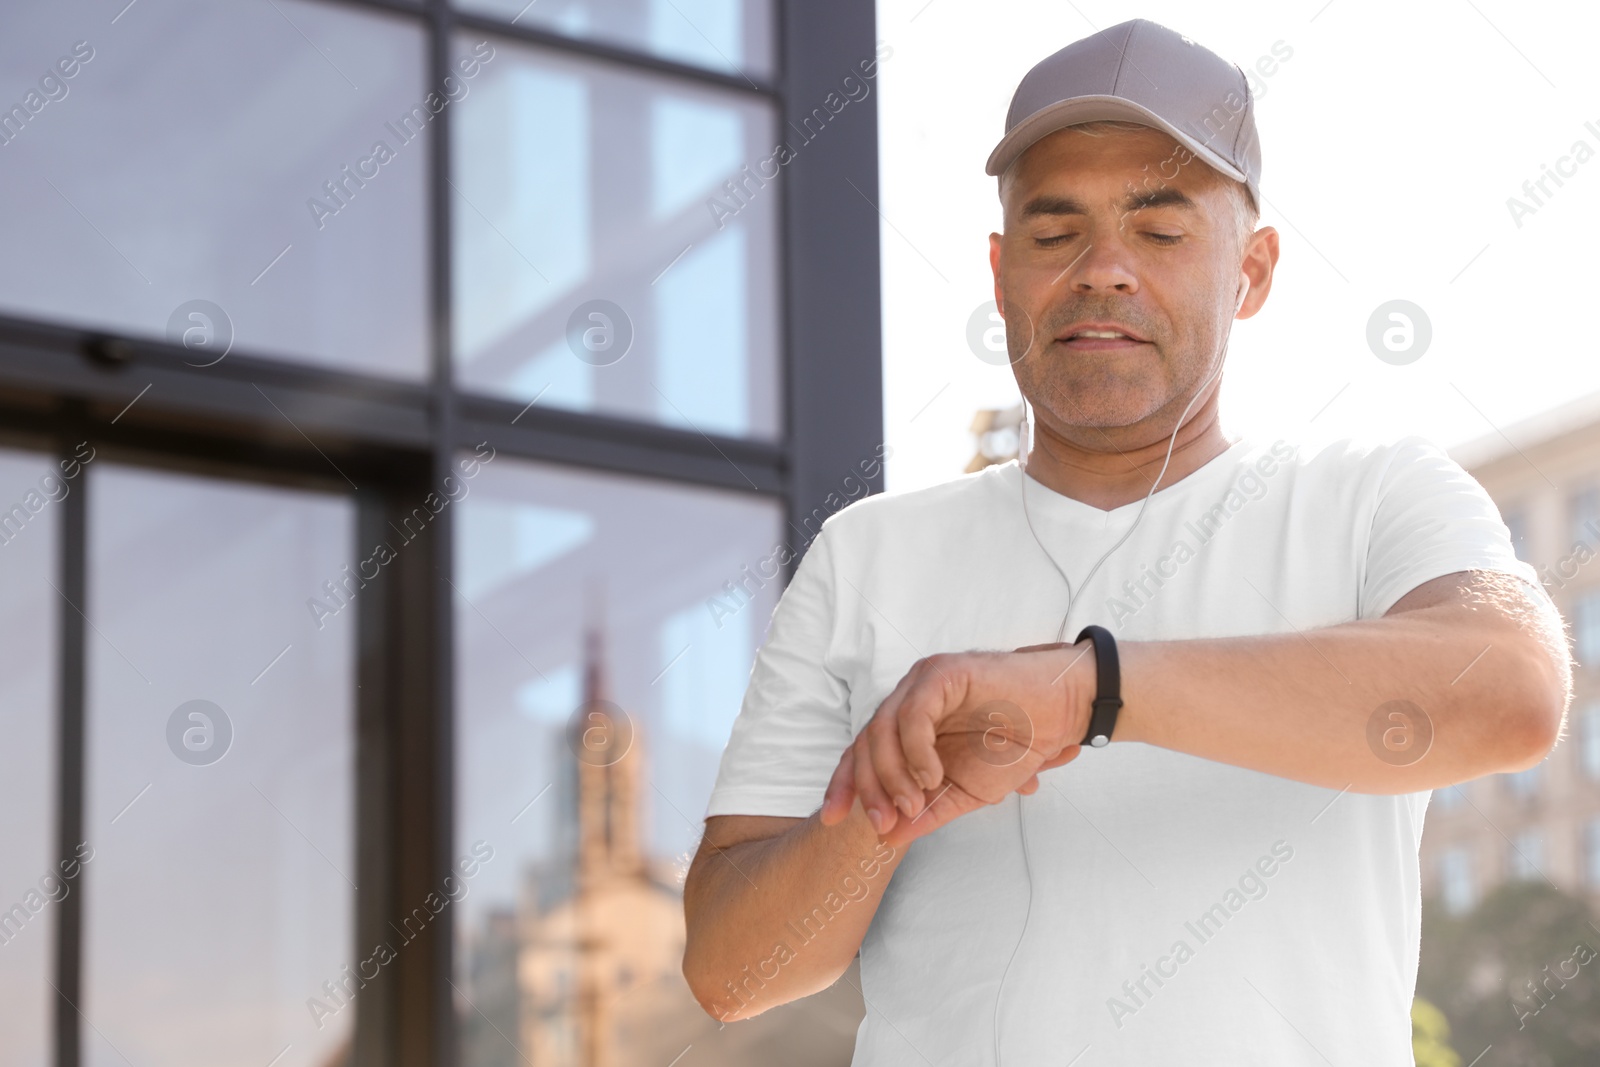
[83,464,355,1067]
[1575,590,1600,666]
[455,454,844,1066]
[1431,784,1465,812]
[1503,506,1530,562]
[1508,830,1543,881]
[0,449,61,1066]
[1438,847,1474,915]
[1581,703,1600,780]
[450,35,781,440]
[454,0,775,81]
[0,0,429,379]
[1587,819,1600,888]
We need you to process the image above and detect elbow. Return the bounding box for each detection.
[681,959,720,1022]
[1503,642,1571,771]
[681,953,747,1024]
[1508,696,1563,772]
[680,919,714,1017]
[682,927,791,1024]
[681,943,711,1015]
[681,930,732,1023]
[1505,707,1560,772]
[680,875,719,1019]
[680,872,755,1023]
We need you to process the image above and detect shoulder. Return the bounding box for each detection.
[1264,431,1457,481]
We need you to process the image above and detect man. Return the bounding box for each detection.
[682,18,1571,1065]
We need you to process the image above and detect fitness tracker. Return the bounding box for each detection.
[1075,624,1123,748]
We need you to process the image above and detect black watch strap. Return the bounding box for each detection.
[1075,624,1122,748]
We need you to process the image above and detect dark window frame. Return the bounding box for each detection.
[0,0,883,1065]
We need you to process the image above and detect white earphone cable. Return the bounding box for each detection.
[1019,344,1228,642]
[992,277,1244,1066]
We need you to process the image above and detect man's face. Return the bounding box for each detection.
[990,124,1248,442]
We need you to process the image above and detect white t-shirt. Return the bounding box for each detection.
[706,434,1543,1066]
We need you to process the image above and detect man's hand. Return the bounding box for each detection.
[818,642,1097,849]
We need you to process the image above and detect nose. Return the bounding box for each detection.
[1055,232,1140,296]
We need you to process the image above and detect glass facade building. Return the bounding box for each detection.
[0,1,883,1065]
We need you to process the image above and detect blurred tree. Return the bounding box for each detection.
[1411,996,1460,1067]
[1417,881,1600,1066]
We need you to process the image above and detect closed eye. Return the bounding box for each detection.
[1036,232,1182,247]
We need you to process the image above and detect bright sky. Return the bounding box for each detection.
[874,0,1600,492]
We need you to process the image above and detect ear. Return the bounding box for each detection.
[989,231,1004,313]
[1235,226,1280,320]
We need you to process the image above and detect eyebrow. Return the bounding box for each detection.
[1018,187,1198,219]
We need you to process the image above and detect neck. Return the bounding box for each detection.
[1021,391,1235,511]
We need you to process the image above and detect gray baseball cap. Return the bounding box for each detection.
[985,19,1261,211]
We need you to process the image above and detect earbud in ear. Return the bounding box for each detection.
[1235,274,1251,312]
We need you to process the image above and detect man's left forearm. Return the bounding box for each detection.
[1108,574,1571,793]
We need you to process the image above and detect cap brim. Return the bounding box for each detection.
[984,95,1249,189]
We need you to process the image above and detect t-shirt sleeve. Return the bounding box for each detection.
[1361,434,1545,619]
[704,528,854,818]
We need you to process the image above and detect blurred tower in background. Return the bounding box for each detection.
[519,628,683,1067]
[495,624,868,1066]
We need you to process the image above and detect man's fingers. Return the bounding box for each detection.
[872,661,924,728]
[881,778,981,850]
[895,664,954,792]
[851,731,898,835]
[896,677,944,793]
[853,658,936,832]
[1037,745,1082,772]
[819,745,857,826]
[869,700,929,822]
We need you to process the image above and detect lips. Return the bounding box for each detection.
[1056,322,1151,350]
